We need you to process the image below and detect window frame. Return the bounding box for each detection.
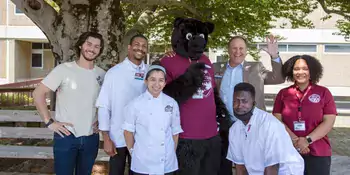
[324,44,350,54]
[31,50,44,69]
[257,43,317,53]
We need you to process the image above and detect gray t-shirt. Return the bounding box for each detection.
[42,61,106,137]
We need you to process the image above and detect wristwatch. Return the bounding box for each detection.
[45,118,55,127]
[129,148,134,155]
[306,136,313,144]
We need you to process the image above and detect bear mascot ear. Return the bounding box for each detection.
[174,17,185,28]
[205,22,215,34]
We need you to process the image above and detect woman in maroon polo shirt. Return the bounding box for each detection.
[272,54,337,175]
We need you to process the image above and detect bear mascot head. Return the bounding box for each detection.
[171,17,214,60]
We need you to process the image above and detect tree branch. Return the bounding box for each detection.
[317,0,350,19]
[121,0,201,18]
[119,5,158,60]
[10,0,59,45]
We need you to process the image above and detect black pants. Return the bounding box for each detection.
[218,131,232,175]
[303,155,331,175]
[175,135,222,175]
[109,147,133,175]
[133,172,175,175]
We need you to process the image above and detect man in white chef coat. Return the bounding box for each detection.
[227,82,304,175]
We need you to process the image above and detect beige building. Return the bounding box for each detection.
[209,5,350,90]
[0,0,55,84]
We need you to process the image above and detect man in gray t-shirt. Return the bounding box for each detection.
[33,32,106,175]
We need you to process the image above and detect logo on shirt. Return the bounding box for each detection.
[96,76,103,86]
[165,105,173,112]
[200,69,213,97]
[308,94,321,103]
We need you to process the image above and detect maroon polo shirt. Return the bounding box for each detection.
[161,54,218,139]
[273,83,337,156]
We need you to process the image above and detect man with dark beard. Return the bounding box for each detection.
[226,82,304,175]
[33,32,106,175]
[96,34,149,175]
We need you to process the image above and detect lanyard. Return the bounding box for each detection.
[294,85,312,121]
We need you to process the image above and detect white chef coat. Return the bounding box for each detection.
[96,58,147,147]
[227,107,304,175]
[122,90,183,175]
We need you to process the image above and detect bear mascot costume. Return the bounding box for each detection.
[160,17,233,175]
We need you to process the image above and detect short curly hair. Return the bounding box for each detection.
[282,55,323,84]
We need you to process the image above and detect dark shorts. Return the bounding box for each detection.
[175,135,222,175]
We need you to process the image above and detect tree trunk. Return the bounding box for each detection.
[11,0,125,70]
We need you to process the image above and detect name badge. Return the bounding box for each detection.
[134,72,144,80]
[192,91,203,99]
[293,121,306,131]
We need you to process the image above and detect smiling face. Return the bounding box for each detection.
[228,38,247,66]
[293,58,310,85]
[128,37,148,62]
[80,36,102,61]
[145,70,166,98]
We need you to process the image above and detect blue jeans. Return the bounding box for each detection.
[53,132,99,175]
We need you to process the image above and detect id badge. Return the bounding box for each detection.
[134,72,144,80]
[192,91,203,99]
[293,121,306,131]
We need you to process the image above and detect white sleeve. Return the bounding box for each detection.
[41,64,64,91]
[98,107,110,131]
[121,103,137,133]
[226,124,244,165]
[263,118,293,167]
[95,71,113,131]
[171,101,183,135]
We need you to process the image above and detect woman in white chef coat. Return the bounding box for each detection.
[122,63,183,175]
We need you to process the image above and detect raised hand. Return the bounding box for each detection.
[261,34,279,59]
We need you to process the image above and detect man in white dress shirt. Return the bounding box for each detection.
[96,34,149,175]
[227,82,304,175]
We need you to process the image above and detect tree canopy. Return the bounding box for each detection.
[11,0,350,69]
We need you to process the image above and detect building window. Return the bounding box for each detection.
[43,43,51,49]
[288,45,317,52]
[31,42,46,68]
[257,44,316,52]
[32,43,43,49]
[325,44,350,53]
[15,8,24,14]
[31,53,43,68]
[258,44,288,52]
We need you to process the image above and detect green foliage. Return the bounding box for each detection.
[123,0,318,59]
[44,0,60,12]
[316,0,349,38]
[36,0,350,61]
[0,93,34,106]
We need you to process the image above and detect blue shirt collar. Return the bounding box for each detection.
[226,61,244,69]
